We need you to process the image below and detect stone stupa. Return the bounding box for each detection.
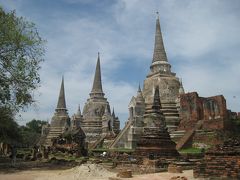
[135,85,179,158]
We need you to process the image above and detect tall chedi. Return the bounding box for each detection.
[82,53,120,143]
[44,77,70,146]
[142,14,182,132]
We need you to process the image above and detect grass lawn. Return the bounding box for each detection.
[92,148,134,153]
[179,147,203,154]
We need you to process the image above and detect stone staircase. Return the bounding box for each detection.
[170,130,186,142]
[89,134,107,149]
[161,103,179,132]
[109,120,132,149]
[44,127,65,146]
[176,120,203,150]
[102,139,115,148]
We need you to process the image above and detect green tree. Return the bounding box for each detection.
[26,119,47,134]
[0,6,45,111]
[19,126,39,147]
[19,119,47,147]
[0,6,45,145]
[0,106,21,144]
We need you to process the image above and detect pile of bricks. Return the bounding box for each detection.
[168,163,183,173]
[169,176,187,180]
[194,139,240,179]
[116,169,132,178]
[138,158,163,174]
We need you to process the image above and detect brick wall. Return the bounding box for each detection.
[194,139,240,179]
[178,92,229,131]
[194,154,240,179]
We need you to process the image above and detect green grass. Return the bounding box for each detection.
[92,148,134,153]
[111,148,134,153]
[179,147,203,154]
[91,148,108,152]
[62,156,86,161]
[17,148,31,154]
[49,153,87,161]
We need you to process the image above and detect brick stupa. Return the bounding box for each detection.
[135,85,179,158]
[44,77,70,146]
[142,15,182,132]
[81,53,120,143]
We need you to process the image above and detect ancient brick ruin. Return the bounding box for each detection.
[81,54,120,147]
[40,15,239,177]
[109,15,239,156]
[142,16,181,133]
[44,77,71,146]
[135,86,179,159]
[40,77,87,156]
[172,92,234,149]
[194,139,240,179]
[109,15,183,153]
[42,56,120,148]
[178,92,230,131]
[109,85,145,149]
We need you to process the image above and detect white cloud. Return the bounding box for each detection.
[1,0,239,126]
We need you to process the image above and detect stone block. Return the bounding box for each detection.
[168,164,183,173]
[116,169,132,178]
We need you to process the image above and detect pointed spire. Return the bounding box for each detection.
[136,84,145,103]
[179,78,185,94]
[152,13,168,63]
[104,105,111,116]
[90,52,105,98]
[76,104,81,117]
[138,83,141,92]
[56,76,67,110]
[152,85,162,111]
[112,107,115,118]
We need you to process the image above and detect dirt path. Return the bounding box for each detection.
[0,170,60,180]
[0,165,196,180]
[127,170,195,180]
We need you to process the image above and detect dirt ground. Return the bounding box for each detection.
[0,164,196,180]
[126,170,195,180]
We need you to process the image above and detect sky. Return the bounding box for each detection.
[1,0,240,127]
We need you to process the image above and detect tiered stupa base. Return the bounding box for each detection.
[44,126,66,146]
[135,127,179,159]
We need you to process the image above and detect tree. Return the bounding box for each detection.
[0,106,21,144]
[26,119,47,134]
[0,6,45,112]
[19,119,47,147]
[0,6,45,145]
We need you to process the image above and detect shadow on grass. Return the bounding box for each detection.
[0,158,78,174]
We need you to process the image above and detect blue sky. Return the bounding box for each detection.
[1,0,240,127]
